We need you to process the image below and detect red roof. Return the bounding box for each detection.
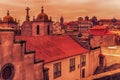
[91,26,108,30]
[99,19,112,21]
[90,26,108,36]
[90,26,115,36]
[16,36,88,63]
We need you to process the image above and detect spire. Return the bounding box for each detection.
[7,10,9,16]
[33,16,35,21]
[25,7,30,21]
[0,18,2,23]
[60,16,64,25]
[14,18,17,22]
[41,6,44,13]
[50,16,52,21]
[18,20,20,26]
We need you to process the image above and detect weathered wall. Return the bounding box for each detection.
[44,53,92,80]
[0,29,44,80]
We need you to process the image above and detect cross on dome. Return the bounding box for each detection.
[7,10,9,16]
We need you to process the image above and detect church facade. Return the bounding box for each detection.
[0,28,44,80]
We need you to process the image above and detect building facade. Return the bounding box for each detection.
[0,28,44,80]
[16,35,101,80]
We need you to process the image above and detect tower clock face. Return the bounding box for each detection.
[1,63,14,80]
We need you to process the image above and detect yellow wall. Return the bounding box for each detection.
[89,49,100,75]
[44,48,100,80]
[44,53,93,80]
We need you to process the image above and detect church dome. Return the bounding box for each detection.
[3,11,14,23]
[36,7,48,21]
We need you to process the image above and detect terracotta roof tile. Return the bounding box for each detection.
[16,36,88,63]
[90,26,116,36]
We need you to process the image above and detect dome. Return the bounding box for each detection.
[36,7,48,21]
[3,11,14,23]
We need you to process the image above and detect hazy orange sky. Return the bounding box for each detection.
[0,0,120,23]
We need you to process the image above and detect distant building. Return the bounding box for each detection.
[91,16,98,26]
[65,16,93,35]
[78,18,93,33]
[98,18,120,29]
[60,16,65,29]
[53,22,65,35]
[90,25,116,47]
[65,21,78,32]
[52,17,65,35]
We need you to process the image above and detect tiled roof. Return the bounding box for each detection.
[90,26,115,36]
[99,19,112,21]
[91,26,108,30]
[16,36,88,63]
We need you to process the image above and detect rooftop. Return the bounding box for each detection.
[16,35,88,63]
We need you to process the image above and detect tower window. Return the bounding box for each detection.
[36,25,40,35]
[47,25,50,35]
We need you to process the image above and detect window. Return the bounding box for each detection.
[47,25,50,35]
[70,58,75,72]
[36,25,40,35]
[81,55,86,67]
[44,68,49,80]
[82,69,85,78]
[99,56,104,66]
[53,62,61,78]
[1,63,14,80]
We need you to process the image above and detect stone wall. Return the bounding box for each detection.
[0,28,44,80]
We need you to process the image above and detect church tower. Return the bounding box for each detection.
[60,16,64,25]
[21,7,32,36]
[60,16,65,29]
[31,6,53,36]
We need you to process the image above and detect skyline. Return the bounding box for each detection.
[0,0,120,23]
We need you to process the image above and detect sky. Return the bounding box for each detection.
[0,0,120,24]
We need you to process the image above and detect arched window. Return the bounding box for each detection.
[99,54,104,67]
[99,56,104,66]
[36,25,40,35]
[47,25,50,35]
